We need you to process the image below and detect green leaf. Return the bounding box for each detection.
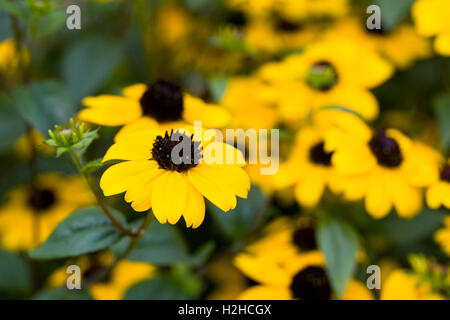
[29,206,127,260]
[111,219,211,266]
[208,75,228,102]
[317,218,359,298]
[34,287,92,300]
[207,186,267,241]
[374,0,415,31]
[81,158,104,174]
[14,81,76,135]
[61,35,124,100]
[0,93,25,152]
[124,276,191,300]
[0,0,29,20]
[433,93,450,151]
[34,9,66,38]
[0,249,31,298]
[374,208,444,245]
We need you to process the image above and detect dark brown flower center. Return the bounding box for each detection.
[292,226,317,251]
[440,165,450,182]
[274,15,303,33]
[290,266,332,300]
[368,130,403,168]
[151,130,202,172]
[139,80,184,123]
[305,61,339,92]
[28,188,56,211]
[309,141,333,166]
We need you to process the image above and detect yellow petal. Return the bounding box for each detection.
[100,161,161,196]
[121,83,147,99]
[294,176,325,207]
[183,94,231,128]
[187,165,237,212]
[103,130,160,162]
[238,286,291,300]
[365,171,392,219]
[79,95,142,126]
[183,182,205,228]
[151,172,187,225]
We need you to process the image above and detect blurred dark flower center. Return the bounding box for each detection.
[309,141,333,166]
[151,130,202,172]
[139,80,184,123]
[441,165,450,182]
[305,61,339,92]
[274,15,303,33]
[290,266,331,300]
[368,130,403,168]
[28,188,56,211]
[292,226,317,251]
[225,10,248,28]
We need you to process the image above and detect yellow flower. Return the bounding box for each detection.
[426,159,450,209]
[434,216,450,256]
[227,0,349,20]
[205,255,248,300]
[78,80,231,141]
[90,260,155,300]
[13,130,55,158]
[48,252,155,300]
[221,76,279,130]
[0,38,29,77]
[381,269,445,300]
[155,4,192,45]
[242,17,319,54]
[234,217,373,300]
[412,0,450,56]
[258,40,393,122]
[328,117,441,219]
[100,129,250,228]
[0,173,94,251]
[323,18,431,69]
[274,125,341,208]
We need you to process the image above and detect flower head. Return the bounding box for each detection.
[100,128,250,228]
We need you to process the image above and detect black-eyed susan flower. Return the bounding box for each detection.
[328,116,442,219]
[434,216,450,257]
[381,269,445,300]
[78,80,230,141]
[234,217,373,300]
[426,159,450,209]
[274,125,341,207]
[0,173,93,251]
[258,40,393,123]
[100,128,250,228]
[48,252,155,300]
[323,18,431,69]
[412,0,450,56]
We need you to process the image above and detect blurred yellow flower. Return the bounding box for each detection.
[234,217,373,300]
[258,40,393,122]
[434,216,450,257]
[328,119,441,219]
[100,129,249,228]
[412,0,450,56]
[78,80,230,141]
[0,38,29,78]
[48,252,155,300]
[323,18,431,69]
[0,173,93,251]
[426,159,450,209]
[381,269,445,300]
[274,125,341,207]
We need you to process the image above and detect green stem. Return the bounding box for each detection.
[68,148,139,238]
